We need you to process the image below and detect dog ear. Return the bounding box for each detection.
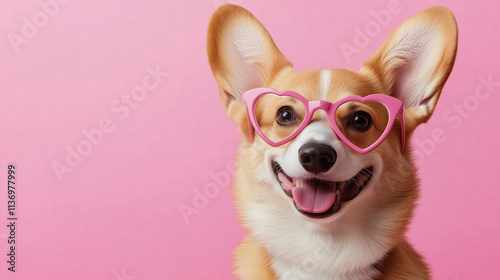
[361,6,458,127]
[207,4,292,123]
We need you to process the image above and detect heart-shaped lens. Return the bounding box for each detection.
[254,93,307,143]
[334,101,390,149]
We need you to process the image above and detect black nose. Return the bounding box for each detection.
[298,143,337,174]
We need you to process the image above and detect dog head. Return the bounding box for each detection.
[207,5,457,230]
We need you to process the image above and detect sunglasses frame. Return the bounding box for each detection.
[242,87,406,154]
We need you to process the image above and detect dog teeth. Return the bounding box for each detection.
[336,189,340,196]
[296,179,301,188]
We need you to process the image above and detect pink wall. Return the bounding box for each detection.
[0,0,498,279]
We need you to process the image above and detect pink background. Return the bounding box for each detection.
[1,0,499,279]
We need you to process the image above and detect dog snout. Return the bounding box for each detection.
[298,143,337,174]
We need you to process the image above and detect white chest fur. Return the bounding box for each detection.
[246,203,391,280]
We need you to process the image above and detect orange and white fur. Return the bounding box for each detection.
[207,4,457,280]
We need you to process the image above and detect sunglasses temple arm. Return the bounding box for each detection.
[246,109,255,142]
[399,107,406,153]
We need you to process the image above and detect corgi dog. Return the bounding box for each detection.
[207,4,457,280]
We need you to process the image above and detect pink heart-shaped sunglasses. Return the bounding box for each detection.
[242,88,405,154]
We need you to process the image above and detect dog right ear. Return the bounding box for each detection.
[207,4,291,125]
[360,6,458,128]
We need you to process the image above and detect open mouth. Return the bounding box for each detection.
[272,161,373,219]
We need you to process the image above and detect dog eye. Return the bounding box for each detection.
[348,111,372,131]
[276,106,295,125]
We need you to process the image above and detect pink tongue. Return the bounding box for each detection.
[292,180,336,213]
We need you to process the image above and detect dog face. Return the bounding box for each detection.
[208,4,457,232]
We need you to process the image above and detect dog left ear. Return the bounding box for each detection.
[207,4,292,124]
[361,6,458,126]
